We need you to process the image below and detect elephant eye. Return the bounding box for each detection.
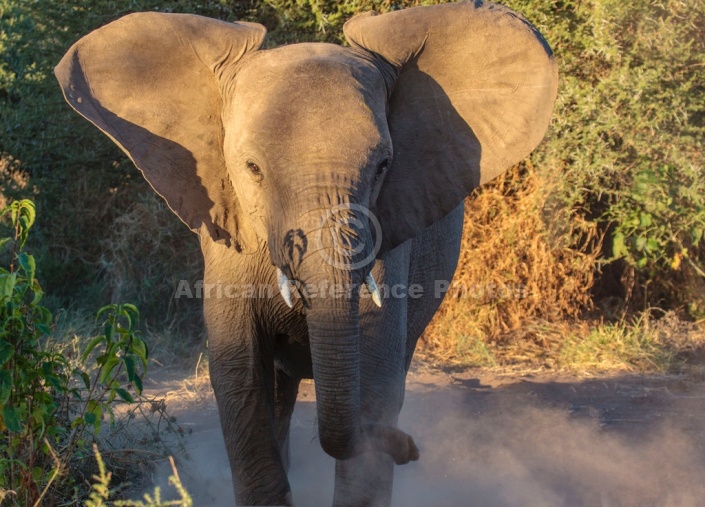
[247,161,263,179]
[375,159,390,177]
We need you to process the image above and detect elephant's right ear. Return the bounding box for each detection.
[344,1,557,251]
[55,13,266,249]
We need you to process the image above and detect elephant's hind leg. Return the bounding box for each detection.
[405,203,464,369]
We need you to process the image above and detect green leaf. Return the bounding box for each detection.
[18,219,30,249]
[635,236,647,252]
[79,371,91,390]
[36,305,53,325]
[692,227,703,246]
[31,285,44,306]
[86,400,103,433]
[639,213,653,227]
[0,273,17,302]
[107,405,116,427]
[612,232,628,258]
[132,338,149,370]
[96,304,116,321]
[104,321,113,342]
[115,388,134,403]
[0,370,12,405]
[81,336,104,363]
[35,323,50,336]
[121,304,139,330]
[19,200,36,229]
[99,355,120,384]
[44,374,63,391]
[17,252,35,284]
[13,200,36,249]
[3,405,21,432]
[0,341,14,366]
[124,355,136,382]
[132,375,143,396]
[122,304,139,315]
[645,237,660,253]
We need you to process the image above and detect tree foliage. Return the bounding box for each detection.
[1,0,703,334]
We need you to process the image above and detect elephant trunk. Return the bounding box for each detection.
[275,195,418,464]
[300,262,419,465]
[304,280,362,460]
[291,200,371,460]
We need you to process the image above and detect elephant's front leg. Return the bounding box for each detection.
[333,452,396,507]
[207,301,291,506]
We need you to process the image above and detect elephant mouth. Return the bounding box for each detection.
[275,266,382,310]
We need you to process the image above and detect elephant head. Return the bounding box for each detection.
[55,1,557,462]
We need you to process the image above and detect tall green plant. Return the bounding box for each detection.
[0,199,149,506]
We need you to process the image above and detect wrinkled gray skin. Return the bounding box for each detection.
[55,1,557,505]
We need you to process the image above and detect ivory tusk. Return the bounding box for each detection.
[277,268,294,309]
[365,272,382,308]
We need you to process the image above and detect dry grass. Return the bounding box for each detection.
[555,312,705,373]
[417,164,705,374]
[420,310,705,375]
[420,163,601,364]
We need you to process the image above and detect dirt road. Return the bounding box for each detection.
[140,366,705,506]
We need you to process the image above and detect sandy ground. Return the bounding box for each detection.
[134,364,705,507]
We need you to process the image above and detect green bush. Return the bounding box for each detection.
[0,0,213,330]
[0,199,150,506]
[505,0,705,312]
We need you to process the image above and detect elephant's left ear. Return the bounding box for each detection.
[344,0,558,251]
[55,13,266,250]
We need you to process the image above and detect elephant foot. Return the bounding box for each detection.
[361,423,420,465]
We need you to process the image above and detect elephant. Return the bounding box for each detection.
[55,1,557,505]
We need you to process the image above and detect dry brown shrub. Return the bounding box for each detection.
[420,163,601,364]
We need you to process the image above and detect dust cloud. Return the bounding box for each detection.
[141,371,705,507]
